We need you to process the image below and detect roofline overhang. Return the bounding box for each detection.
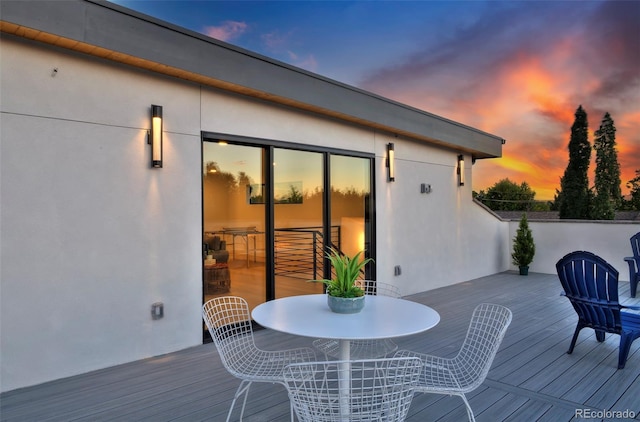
[0,0,504,159]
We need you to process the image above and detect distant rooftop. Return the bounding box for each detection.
[494,210,640,221]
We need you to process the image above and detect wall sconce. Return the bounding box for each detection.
[149,105,163,168]
[457,154,465,186]
[386,143,395,182]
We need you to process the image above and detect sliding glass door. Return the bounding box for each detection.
[202,137,375,319]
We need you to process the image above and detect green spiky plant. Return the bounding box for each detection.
[311,247,373,298]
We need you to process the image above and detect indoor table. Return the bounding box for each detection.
[252,294,440,419]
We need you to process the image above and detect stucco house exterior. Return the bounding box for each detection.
[0,0,512,392]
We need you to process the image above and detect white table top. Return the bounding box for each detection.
[252,294,440,341]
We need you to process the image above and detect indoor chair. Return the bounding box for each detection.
[203,234,229,263]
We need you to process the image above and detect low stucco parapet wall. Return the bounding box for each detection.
[507,219,639,280]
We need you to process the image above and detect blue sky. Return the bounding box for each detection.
[112,0,639,200]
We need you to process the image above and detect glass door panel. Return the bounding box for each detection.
[330,155,373,279]
[202,142,266,312]
[273,148,325,298]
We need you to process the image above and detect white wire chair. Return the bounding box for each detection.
[395,303,512,422]
[313,281,402,359]
[202,296,316,422]
[283,357,423,422]
[356,279,402,297]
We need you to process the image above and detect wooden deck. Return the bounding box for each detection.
[2,271,639,421]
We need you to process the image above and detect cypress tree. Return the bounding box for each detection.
[558,105,591,219]
[592,112,621,219]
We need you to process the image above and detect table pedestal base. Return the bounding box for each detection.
[338,340,351,421]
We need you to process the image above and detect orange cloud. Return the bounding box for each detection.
[463,38,637,200]
[359,1,638,201]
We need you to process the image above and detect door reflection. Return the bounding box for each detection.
[203,142,266,312]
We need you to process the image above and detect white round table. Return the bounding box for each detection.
[253,294,440,420]
[252,294,440,360]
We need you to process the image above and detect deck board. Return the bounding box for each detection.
[2,271,639,421]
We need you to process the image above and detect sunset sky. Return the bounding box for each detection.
[113,0,639,200]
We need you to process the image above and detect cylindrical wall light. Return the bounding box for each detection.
[386,143,395,182]
[457,154,465,186]
[150,105,163,168]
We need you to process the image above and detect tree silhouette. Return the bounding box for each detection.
[475,178,539,211]
[626,169,640,211]
[592,112,622,219]
[557,105,591,219]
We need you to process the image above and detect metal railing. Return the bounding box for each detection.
[274,226,340,279]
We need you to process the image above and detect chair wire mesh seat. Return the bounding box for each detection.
[394,303,512,422]
[283,357,422,422]
[313,281,402,360]
[203,296,316,422]
[556,250,640,369]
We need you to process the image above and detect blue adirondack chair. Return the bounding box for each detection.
[624,232,640,298]
[556,251,640,369]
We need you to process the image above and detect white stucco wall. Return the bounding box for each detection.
[1,38,204,391]
[1,113,203,385]
[376,142,509,295]
[0,37,508,392]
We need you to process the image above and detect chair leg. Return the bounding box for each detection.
[458,393,476,422]
[568,325,582,354]
[618,334,634,369]
[626,259,639,298]
[238,381,252,421]
[227,380,252,422]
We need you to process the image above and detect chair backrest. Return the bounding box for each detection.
[202,296,258,378]
[284,357,422,422]
[356,280,402,298]
[556,251,623,333]
[204,234,226,251]
[630,232,640,259]
[455,303,513,390]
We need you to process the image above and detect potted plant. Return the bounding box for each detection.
[512,213,535,275]
[311,247,373,313]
